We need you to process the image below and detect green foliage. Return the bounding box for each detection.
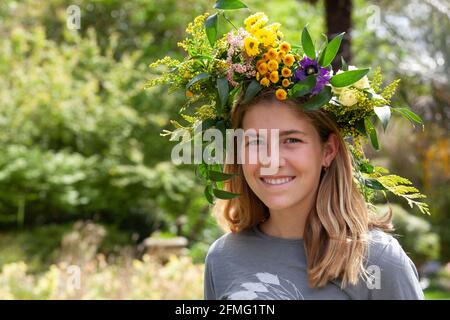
[0,0,208,236]
[376,204,439,264]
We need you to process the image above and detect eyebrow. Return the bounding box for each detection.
[279,130,307,137]
[246,130,307,137]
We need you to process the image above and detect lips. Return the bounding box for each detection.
[260,176,295,186]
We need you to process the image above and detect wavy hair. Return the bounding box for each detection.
[212,91,393,288]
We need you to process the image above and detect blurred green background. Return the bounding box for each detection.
[0,0,448,299]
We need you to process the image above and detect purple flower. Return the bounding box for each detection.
[293,56,331,95]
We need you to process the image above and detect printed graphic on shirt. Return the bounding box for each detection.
[221,272,305,300]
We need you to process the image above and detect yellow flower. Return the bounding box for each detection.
[244,36,260,56]
[282,79,290,87]
[283,54,295,67]
[255,27,277,47]
[262,53,270,61]
[267,48,278,60]
[257,62,268,75]
[279,41,291,53]
[256,72,261,81]
[256,60,264,69]
[281,67,291,77]
[267,59,279,72]
[260,77,270,87]
[244,12,268,34]
[269,70,279,83]
[277,50,286,62]
[266,23,281,36]
[276,89,287,100]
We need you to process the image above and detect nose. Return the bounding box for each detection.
[259,138,285,173]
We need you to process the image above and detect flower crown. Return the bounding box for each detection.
[146,0,429,214]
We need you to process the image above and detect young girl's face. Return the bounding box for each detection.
[241,100,335,211]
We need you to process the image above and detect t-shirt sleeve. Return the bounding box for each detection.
[368,236,424,300]
[203,251,216,300]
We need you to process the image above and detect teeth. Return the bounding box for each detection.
[262,177,294,185]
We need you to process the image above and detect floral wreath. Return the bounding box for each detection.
[146,0,429,214]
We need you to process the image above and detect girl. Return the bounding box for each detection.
[203,91,424,300]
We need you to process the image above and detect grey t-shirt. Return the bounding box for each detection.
[204,225,424,300]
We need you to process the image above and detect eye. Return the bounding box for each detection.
[247,139,263,146]
[284,137,302,144]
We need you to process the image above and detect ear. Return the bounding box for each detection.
[322,133,339,167]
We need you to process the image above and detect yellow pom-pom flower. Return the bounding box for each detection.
[283,54,295,67]
[281,67,291,77]
[267,48,278,60]
[282,79,290,87]
[244,36,260,56]
[269,70,279,83]
[267,59,279,72]
[276,89,287,100]
[260,77,270,87]
[279,41,291,53]
[257,62,268,75]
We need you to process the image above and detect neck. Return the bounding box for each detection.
[259,192,316,240]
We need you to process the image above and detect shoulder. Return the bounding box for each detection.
[364,228,424,299]
[366,228,413,269]
[205,227,256,264]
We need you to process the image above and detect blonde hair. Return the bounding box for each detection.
[212,91,393,288]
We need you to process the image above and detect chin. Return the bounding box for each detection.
[261,197,296,211]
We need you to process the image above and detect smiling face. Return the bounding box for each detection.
[241,99,336,212]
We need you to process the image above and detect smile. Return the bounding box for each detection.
[260,176,295,186]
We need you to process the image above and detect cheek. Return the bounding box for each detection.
[288,147,323,173]
[242,163,259,182]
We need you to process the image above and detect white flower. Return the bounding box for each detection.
[255,272,280,285]
[354,75,370,89]
[241,282,269,292]
[339,88,359,106]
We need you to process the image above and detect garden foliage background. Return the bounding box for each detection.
[0,0,448,299]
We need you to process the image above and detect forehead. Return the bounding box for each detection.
[242,100,314,133]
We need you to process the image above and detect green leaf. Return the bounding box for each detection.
[359,163,374,174]
[197,163,209,179]
[318,32,345,67]
[301,26,316,59]
[330,68,370,87]
[204,185,214,204]
[186,72,210,89]
[301,86,332,110]
[213,0,248,10]
[392,107,423,124]
[205,13,218,47]
[212,188,240,199]
[217,77,229,108]
[364,178,386,190]
[288,75,316,98]
[341,56,348,71]
[242,80,262,104]
[364,118,379,150]
[374,105,391,131]
[200,118,217,131]
[355,119,366,135]
[208,170,236,181]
